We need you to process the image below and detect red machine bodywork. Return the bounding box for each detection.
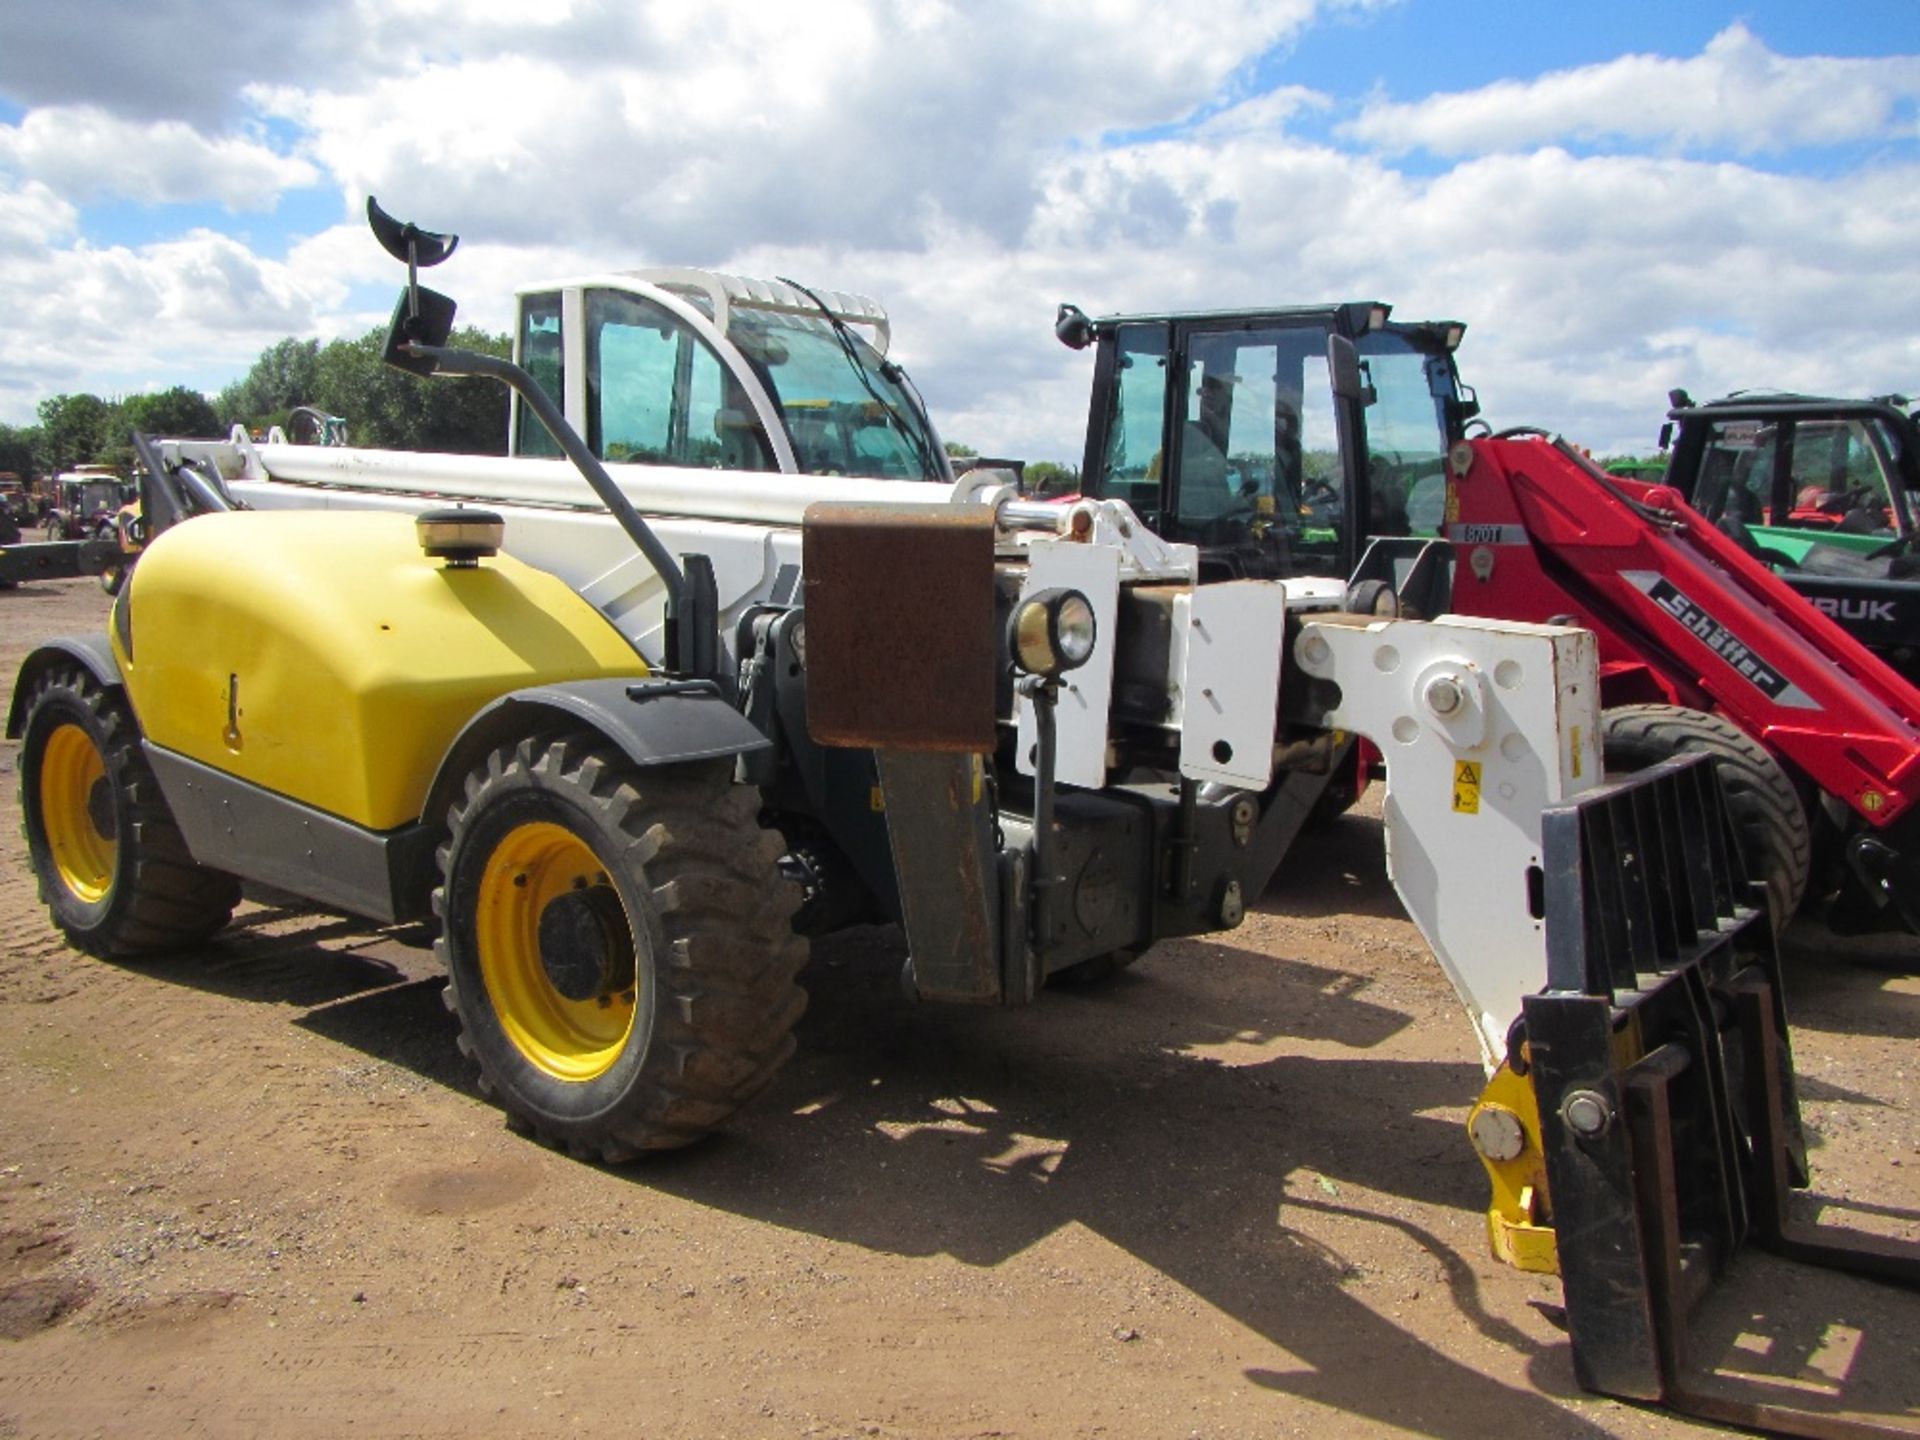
[1444,436,1920,830]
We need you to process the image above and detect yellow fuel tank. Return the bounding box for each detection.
[116,511,647,831]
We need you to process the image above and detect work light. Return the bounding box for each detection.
[1009,587,1097,678]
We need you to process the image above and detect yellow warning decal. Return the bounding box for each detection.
[1444,483,1461,527]
[1570,725,1583,779]
[1453,760,1482,814]
[870,784,886,813]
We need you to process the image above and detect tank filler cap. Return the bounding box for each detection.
[417,507,504,567]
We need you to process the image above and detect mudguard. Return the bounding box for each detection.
[6,636,121,738]
[420,678,773,829]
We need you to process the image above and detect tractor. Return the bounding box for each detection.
[1655,390,1920,683]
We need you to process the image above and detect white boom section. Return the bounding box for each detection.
[1295,615,1602,1068]
[161,431,1604,1063]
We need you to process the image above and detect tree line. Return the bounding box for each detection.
[0,323,512,479]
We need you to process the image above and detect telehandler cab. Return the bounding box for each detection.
[11,204,1915,1433]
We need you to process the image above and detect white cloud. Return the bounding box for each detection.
[0,107,319,211]
[0,200,331,413]
[250,0,1336,256]
[0,180,79,257]
[1343,24,1920,156]
[0,0,357,126]
[2,6,1916,461]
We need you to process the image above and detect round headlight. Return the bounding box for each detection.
[1055,591,1096,667]
[1009,587,1098,678]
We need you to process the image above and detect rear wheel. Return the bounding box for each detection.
[18,666,239,956]
[435,736,807,1160]
[1600,704,1810,931]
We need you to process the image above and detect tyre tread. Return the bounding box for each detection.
[20,666,238,957]
[1601,703,1810,929]
[435,738,807,1161]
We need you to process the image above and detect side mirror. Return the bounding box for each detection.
[1657,421,1674,454]
[368,196,461,377]
[1055,303,1095,351]
[1329,335,1375,406]
[382,285,458,377]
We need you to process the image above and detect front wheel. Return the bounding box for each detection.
[1600,704,1810,932]
[18,666,239,956]
[435,736,807,1161]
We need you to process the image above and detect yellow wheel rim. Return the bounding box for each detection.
[40,723,116,904]
[475,821,639,1082]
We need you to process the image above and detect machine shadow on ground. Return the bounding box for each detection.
[115,895,1621,1438]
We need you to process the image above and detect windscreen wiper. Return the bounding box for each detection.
[777,276,941,482]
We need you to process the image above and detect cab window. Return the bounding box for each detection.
[1693,419,1777,524]
[587,289,774,471]
[1785,419,1897,533]
[1096,323,1171,520]
[515,292,564,459]
[1173,327,1341,574]
[1356,341,1454,537]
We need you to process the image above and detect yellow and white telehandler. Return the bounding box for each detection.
[9,202,1913,1434]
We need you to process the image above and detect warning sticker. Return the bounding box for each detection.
[1452,761,1482,814]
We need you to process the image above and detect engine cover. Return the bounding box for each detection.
[116,510,644,830]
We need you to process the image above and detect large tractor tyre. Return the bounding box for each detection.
[18,666,240,957]
[435,736,808,1161]
[1600,704,1810,932]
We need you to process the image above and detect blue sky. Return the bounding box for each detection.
[0,0,1915,455]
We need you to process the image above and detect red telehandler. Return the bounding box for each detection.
[1439,432,1920,934]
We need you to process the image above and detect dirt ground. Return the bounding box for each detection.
[0,575,1914,1440]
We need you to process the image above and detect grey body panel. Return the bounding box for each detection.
[7,634,122,737]
[146,746,434,923]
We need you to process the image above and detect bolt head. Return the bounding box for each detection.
[1425,676,1465,717]
[1469,1105,1527,1163]
[1560,1088,1614,1139]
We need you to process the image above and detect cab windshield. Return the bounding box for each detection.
[725,311,943,481]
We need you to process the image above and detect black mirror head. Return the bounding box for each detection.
[1055,303,1095,351]
[1327,334,1373,405]
[382,285,458,376]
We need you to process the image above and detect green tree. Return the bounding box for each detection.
[36,393,112,472]
[124,386,221,440]
[0,422,41,478]
[943,439,977,458]
[217,337,322,432]
[88,387,225,471]
[310,325,510,454]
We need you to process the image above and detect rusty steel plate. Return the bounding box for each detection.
[801,503,997,752]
